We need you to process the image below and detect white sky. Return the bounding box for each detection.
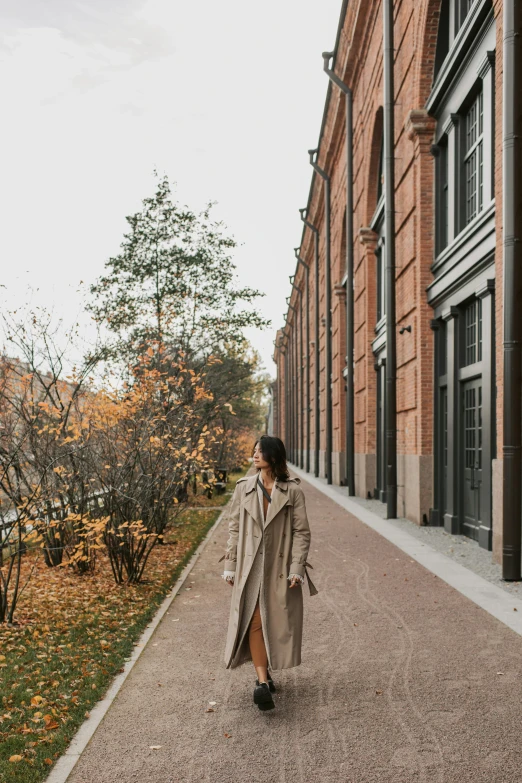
[0,0,342,375]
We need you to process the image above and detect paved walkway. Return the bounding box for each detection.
[66,476,522,783]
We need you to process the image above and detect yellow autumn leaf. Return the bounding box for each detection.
[9,755,23,763]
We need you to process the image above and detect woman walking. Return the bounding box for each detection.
[221,435,317,711]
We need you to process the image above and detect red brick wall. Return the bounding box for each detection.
[274,0,504,528]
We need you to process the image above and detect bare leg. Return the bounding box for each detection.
[248,601,268,683]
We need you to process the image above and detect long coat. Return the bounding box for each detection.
[223,472,315,671]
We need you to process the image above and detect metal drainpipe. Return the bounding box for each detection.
[286,299,299,465]
[274,336,285,440]
[309,149,333,485]
[285,320,294,462]
[300,208,321,477]
[323,51,355,496]
[284,318,294,462]
[281,329,290,448]
[290,280,304,469]
[295,248,311,474]
[502,0,522,580]
[383,0,398,519]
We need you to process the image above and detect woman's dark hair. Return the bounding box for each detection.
[253,435,290,481]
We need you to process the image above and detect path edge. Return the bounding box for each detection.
[45,501,231,783]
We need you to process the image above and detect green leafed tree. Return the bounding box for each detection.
[89,173,265,362]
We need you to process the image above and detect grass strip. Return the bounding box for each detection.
[0,468,244,783]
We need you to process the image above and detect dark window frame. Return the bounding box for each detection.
[456,82,485,233]
[435,136,449,255]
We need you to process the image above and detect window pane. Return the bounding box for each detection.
[441,320,447,375]
[436,139,449,254]
[464,92,484,224]
[458,0,476,31]
[464,298,482,366]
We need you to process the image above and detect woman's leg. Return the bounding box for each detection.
[248,601,268,683]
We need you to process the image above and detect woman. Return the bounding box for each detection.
[221,435,317,711]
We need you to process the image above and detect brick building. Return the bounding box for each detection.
[273,0,522,576]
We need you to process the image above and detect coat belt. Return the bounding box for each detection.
[219,554,318,596]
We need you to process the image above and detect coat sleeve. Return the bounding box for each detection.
[223,483,242,572]
[289,487,311,578]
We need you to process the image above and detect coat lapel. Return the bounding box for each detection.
[264,479,290,527]
[243,472,263,530]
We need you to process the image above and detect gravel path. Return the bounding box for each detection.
[67,476,522,783]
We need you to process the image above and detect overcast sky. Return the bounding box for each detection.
[1,0,341,374]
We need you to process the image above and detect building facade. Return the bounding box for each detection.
[274,0,522,573]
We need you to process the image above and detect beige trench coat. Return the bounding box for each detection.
[223,472,315,671]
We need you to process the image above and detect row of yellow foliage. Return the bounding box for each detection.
[0,345,232,623]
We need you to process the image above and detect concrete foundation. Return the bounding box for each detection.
[331,451,346,486]
[355,452,376,500]
[397,454,433,525]
[492,458,502,565]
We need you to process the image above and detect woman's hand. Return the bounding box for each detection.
[289,575,302,588]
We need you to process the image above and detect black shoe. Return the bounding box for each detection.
[255,671,276,693]
[253,682,275,711]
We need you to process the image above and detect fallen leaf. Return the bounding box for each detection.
[224,733,232,738]
[205,708,215,713]
[44,758,53,765]
[31,695,43,706]
[497,672,504,676]
[209,701,217,706]
[9,755,23,762]
[44,720,60,730]
[149,745,162,750]
[375,690,383,695]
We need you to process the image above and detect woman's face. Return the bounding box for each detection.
[253,443,270,471]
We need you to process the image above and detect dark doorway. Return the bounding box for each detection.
[375,362,386,502]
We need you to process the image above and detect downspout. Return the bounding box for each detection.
[383,0,398,519]
[290,279,304,469]
[309,148,333,484]
[284,318,295,462]
[323,51,355,496]
[300,209,321,477]
[286,299,299,465]
[274,335,285,440]
[502,0,522,580]
[285,321,294,462]
[273,338,279,437]
[295,247,311,474]
[280,328,290,448]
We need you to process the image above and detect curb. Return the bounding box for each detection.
[290,464,522,638]
[45,501,230,783]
